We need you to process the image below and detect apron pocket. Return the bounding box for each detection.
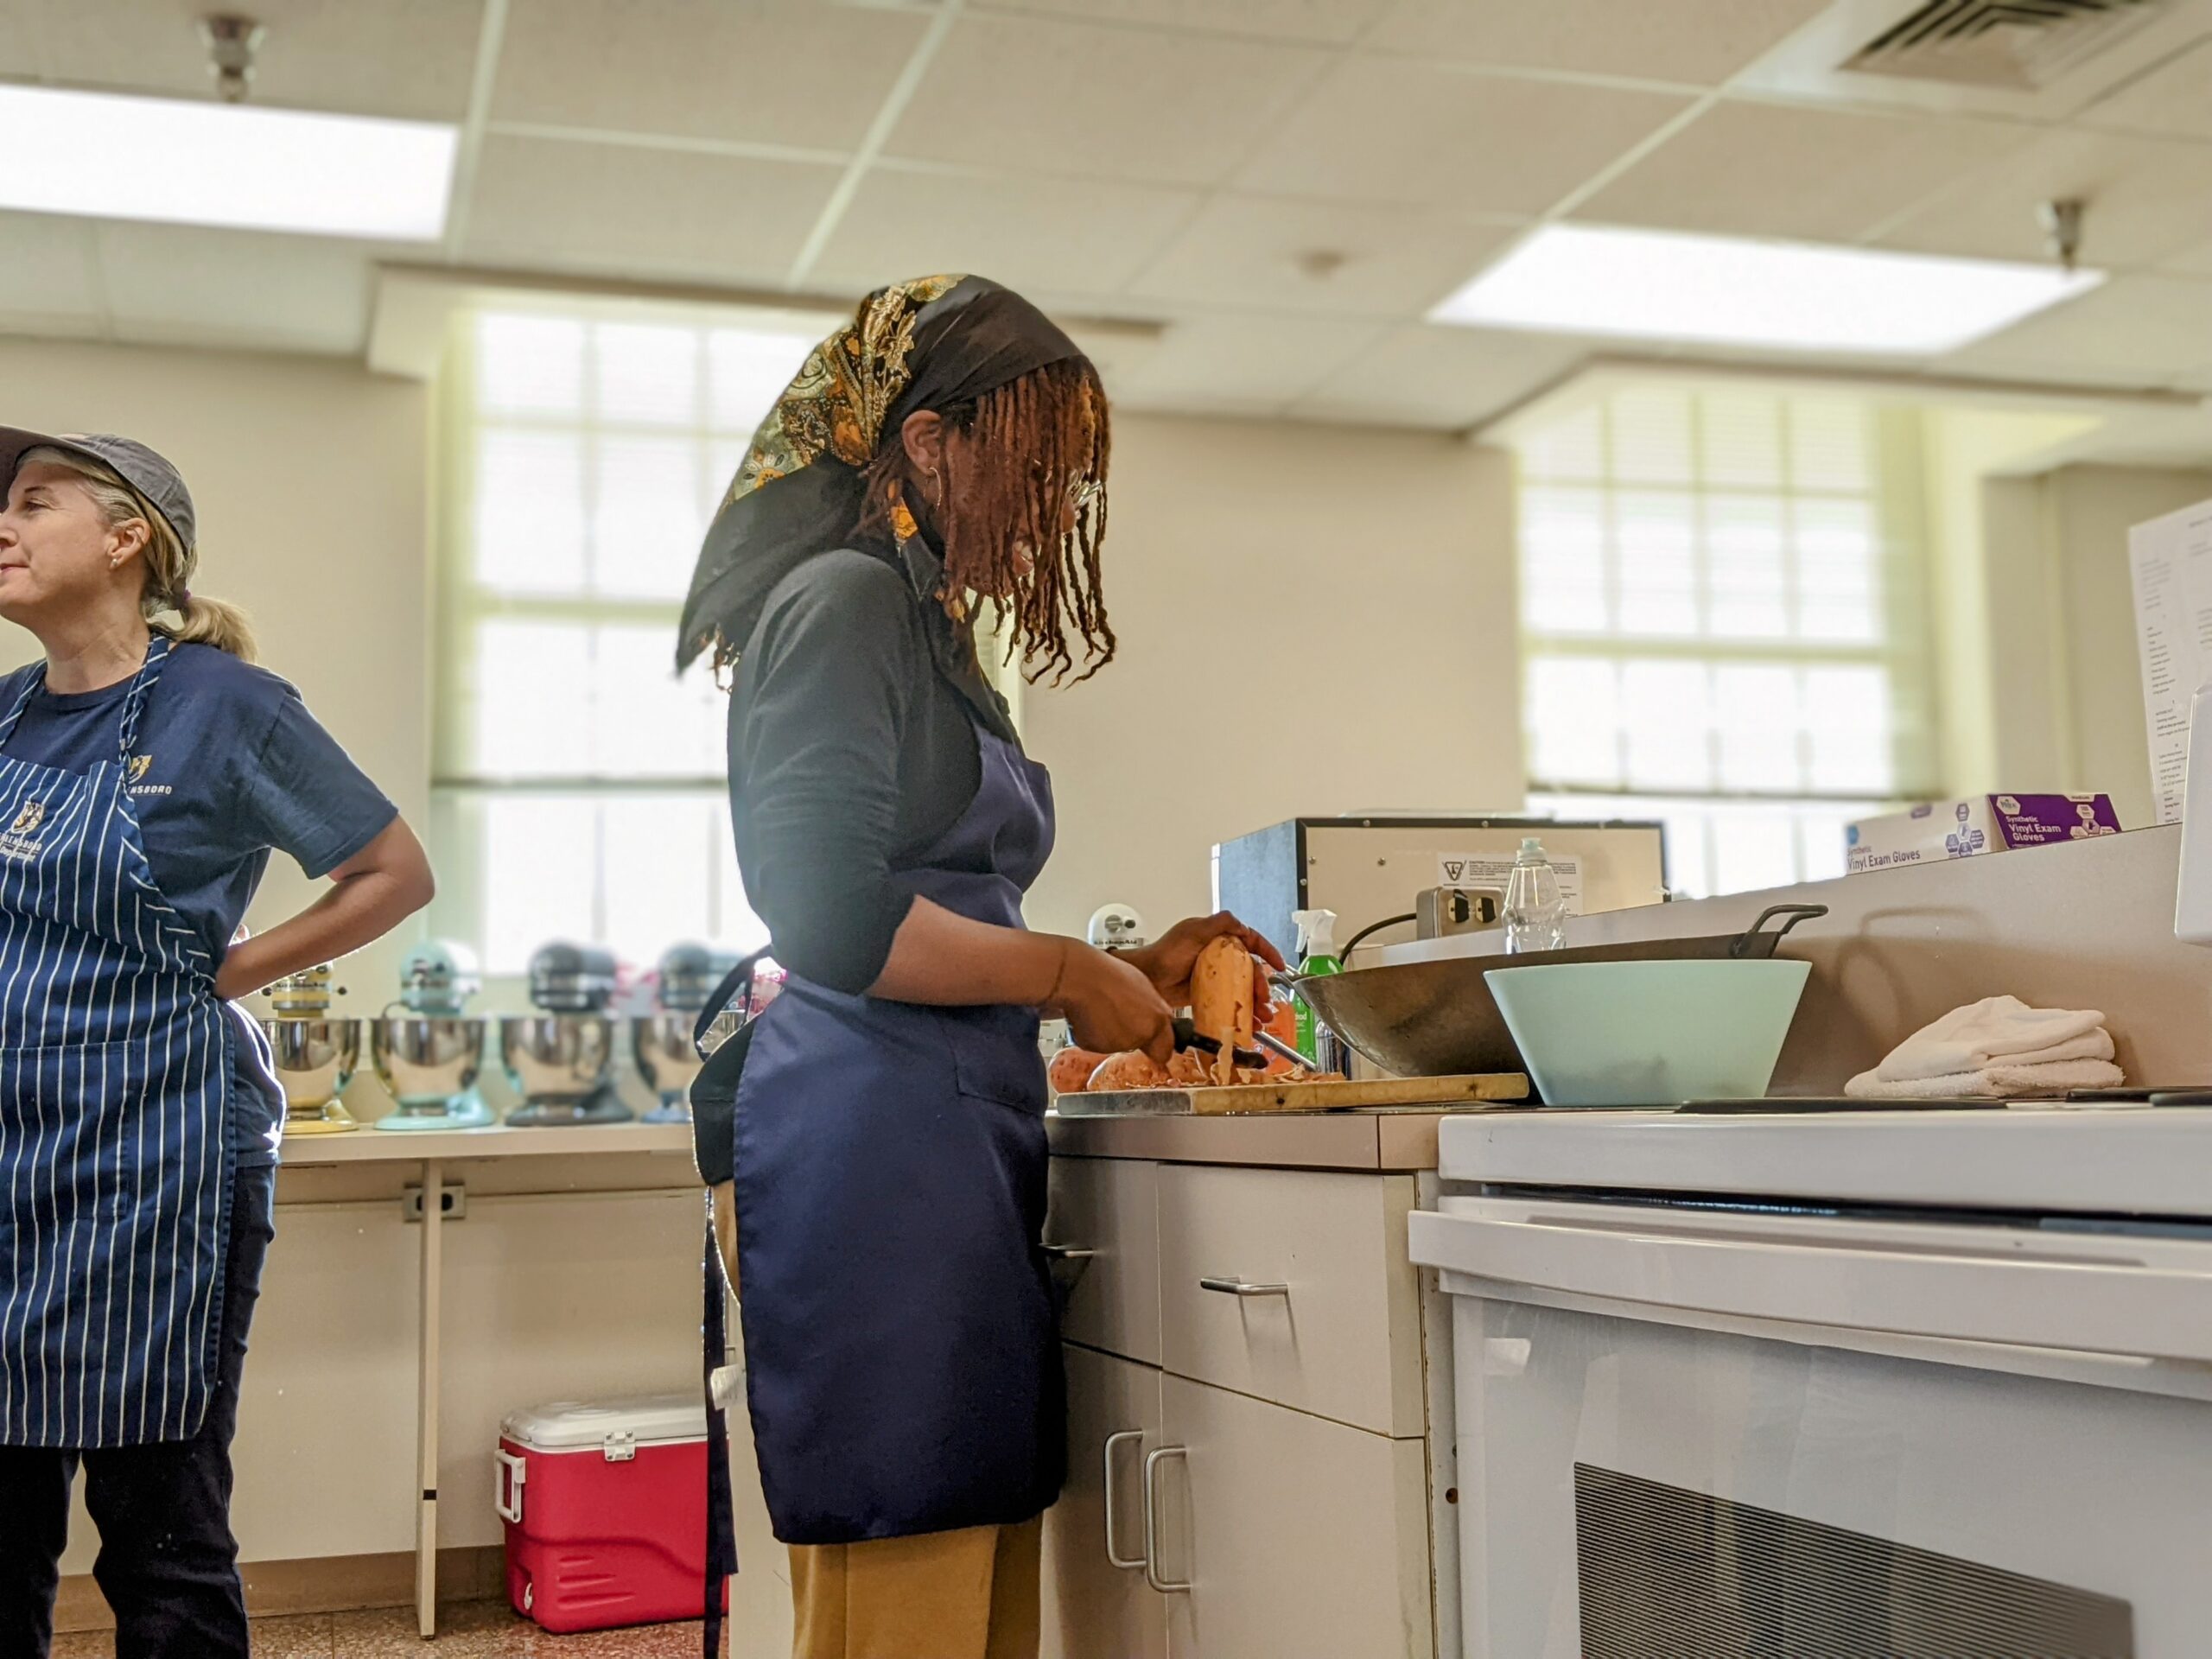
[930,1005,1047,1109]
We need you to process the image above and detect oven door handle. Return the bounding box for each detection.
[1408,1207,2212,1363]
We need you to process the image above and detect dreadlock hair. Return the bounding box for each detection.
[858,355,1114,685]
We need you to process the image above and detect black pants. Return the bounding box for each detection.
[0,1163,276,1659]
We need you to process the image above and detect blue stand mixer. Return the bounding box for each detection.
[370,941,494,1131]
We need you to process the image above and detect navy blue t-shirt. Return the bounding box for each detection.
[0,643,397,1166]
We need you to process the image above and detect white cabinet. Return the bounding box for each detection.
[1156,1373,1433,1659]
[1048,1154,1161,1364]
[1156,1163,1422,1435]
[1043,1155,1445,1659]
[1042,1344,1169,1659]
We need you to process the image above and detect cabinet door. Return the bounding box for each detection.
[1043,1344,1169,1659]
[1047,1156,1161,1363]
[1155,1375,1433,1659]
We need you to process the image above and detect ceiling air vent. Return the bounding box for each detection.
[1843,0,2167,89]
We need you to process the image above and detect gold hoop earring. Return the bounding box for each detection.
[927,467,944,507]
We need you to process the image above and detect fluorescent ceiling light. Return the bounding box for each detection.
[1429,225,2103,355]
[0,84,457,241]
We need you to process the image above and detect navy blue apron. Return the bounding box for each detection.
[0,638,234,1448]
[730,685,1062,1546]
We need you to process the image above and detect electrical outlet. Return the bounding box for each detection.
[402,1183,467,1223]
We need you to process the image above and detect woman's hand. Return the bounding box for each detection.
[1118,911,1286,1020]
[1049,941,1176,1063]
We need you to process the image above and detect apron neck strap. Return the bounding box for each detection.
[0,633,169,752]
[115,635,173,759]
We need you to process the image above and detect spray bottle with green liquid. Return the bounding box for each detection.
[1291,908,1345,1072]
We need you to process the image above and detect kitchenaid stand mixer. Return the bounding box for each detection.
[261,964,361,1135]
[370,941,493,1131]
[501,942,629,1127]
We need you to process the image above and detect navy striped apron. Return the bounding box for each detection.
[0,637,234,1448]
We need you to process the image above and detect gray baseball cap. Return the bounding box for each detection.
[0,428,196,556]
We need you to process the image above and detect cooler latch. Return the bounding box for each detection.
[602,1430,638,1462]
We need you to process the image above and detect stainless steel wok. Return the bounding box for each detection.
[1289,904,1826,1080]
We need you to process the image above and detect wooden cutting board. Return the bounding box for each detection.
[1054,1071,1529,1117]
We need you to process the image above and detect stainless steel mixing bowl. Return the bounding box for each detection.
[372,1016,485,1105]
[260,1017,360,1109]
[499,1014,615,1103]
[632,1013,705,1108]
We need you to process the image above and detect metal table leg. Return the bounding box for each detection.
[416,1158,445,1638]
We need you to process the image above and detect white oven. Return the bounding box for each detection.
[1408,1109,2212,1659]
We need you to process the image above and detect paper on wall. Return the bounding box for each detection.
[2128,499,2212,824]
[1436,854,1585,914]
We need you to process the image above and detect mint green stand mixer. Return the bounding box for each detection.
[369,941,494,1131]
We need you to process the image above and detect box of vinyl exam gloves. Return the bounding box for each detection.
[1847,794,2122,874]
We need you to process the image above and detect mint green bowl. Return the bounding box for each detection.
[1482,959,1811,1107]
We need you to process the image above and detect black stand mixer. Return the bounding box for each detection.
[499,942,631,1127]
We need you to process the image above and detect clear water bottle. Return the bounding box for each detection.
[1503,837,1567,955]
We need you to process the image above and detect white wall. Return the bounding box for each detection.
[0,336,432,1001]
[1020,416,1523,939]
[2044,463,2212,830]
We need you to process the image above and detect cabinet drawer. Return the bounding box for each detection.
[1157,1164,1421,1435]
[1047,1156,1160,1364]
[1154,1373,1433,1659]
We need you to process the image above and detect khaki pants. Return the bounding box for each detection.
[789,1516,1042,1659]
[713,1187,1045,1659]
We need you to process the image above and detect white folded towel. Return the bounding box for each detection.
[1845,1058,2125,1100]
[1872,995,2110,1084]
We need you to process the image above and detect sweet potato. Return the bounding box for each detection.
[1049,1046,1106,1095]
[1189,935,1257,1086]
[1086,1050,1173,1092]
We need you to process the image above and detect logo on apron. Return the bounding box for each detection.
[0,798,46,859]
[125,753,170,797]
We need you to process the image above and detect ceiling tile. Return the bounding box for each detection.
[461,134,840,286]
[1879,129,2212,270]
[2076,37,2212,143]
[1365,0,1834,86]
[1234,59,1690,214]
[1573,99,2024,243]
[1128,194,1516,317]
[96,223,375,353]
[968,0,1395,45]
[808,167,1203,297]
[884,12,1328,188]
[1291,321,1586,427]
[0,213,104,334]
[1111,312,1386,411]
[1939,275,2212,383]
[19,0,486,122]
[493,0,927,153]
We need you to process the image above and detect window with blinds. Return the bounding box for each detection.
[1517,385,1936,898]
[429,309,817,972]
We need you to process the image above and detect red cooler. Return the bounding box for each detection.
[495,1392,719,1633]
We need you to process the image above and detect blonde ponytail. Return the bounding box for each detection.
[22,444,258,662]
[162,589,257,662]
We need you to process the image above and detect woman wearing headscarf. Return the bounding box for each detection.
[0,431,432,1656]
[678,276,1281,1658]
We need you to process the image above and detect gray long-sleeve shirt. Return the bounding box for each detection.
[728,537,1020,995]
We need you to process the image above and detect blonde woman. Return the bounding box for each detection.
[0,430,433,1657]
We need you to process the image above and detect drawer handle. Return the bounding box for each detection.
[1198,1276,1288,1298]
[1042,1243,1098,1261]
[1142,1446,1191,1594]
[1044,1242,1097,1296]
[1103,1429,1145,1571]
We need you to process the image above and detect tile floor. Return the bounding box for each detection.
[51,1600,709,1656]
